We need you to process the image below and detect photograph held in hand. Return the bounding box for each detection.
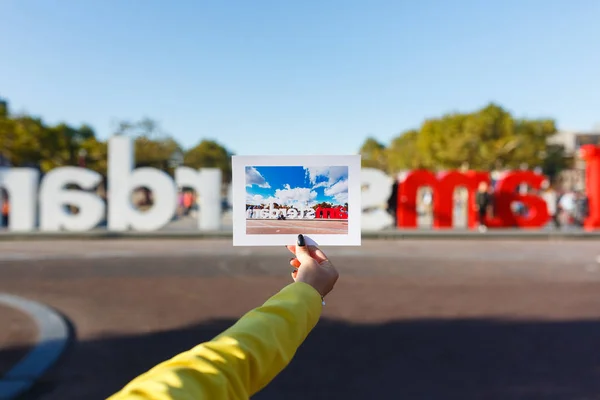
[232,155,361,246]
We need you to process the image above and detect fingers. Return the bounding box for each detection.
[291,270,298,280]
[311,247,328,263]
[286,245,296,256]
[287,245,328,263]
[294,235,312,261]
[289,258,301,268]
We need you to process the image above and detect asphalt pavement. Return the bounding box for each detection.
[2,239,600,399]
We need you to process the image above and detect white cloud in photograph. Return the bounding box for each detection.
[304,166,347,188]
[273,186,318,206]
[324,178,349,204]
[333,192,348,204]
[246,186,318,207]
[245,166,271,188]
[324,179,348,196]
[246,193,266,205]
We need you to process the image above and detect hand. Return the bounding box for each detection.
[287,234,339,298]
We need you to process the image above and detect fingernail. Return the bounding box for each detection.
[297,234,305,247]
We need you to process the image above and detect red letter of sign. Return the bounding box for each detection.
[397,170,438,228]
[580,145,600,230]
[433,171,490,228]
[492,171,549,228]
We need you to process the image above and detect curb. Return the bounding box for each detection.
[0,295,70,400]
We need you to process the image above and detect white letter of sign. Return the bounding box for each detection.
[108,135,177,231]
[175,167,222,230]
[0,168,39,231]
[361,168,394,231]
[39,167,104,231]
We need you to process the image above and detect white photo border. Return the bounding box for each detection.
[232,155,361,246]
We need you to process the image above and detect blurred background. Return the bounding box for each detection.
[1,0,600,399]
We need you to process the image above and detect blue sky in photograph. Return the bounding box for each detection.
[245,166,348,206]
[1,0,599,156]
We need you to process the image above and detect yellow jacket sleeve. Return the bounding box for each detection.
[108,281,323,400]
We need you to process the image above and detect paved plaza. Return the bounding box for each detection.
[2,239,600,399]
[246,218,348,234]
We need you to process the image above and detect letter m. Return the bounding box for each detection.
[398,170,489,228]
[315,207,335,219]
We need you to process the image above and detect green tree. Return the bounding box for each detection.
[413,103,557,171]
[541,144,567,181]
[359,137,387,170]
[134,136,182,169]
[0,99,8,118]
[114,118,184,169]
[184,140,234,182]
[4,115,47,168]
[386,130,427,172]
[42,123,96,168]
[0,99,108,172]
[79,136,108,174]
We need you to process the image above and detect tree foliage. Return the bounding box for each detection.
[359,103,565,175]
[0,103,107,173]
[184,139,233,182]
[2,97,565,181]
[359,137,387,170]
[113,118,184,169]
[0,98,233,178]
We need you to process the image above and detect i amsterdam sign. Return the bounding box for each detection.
[1,136,600,232]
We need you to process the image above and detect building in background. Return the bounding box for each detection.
[548,130,600,191]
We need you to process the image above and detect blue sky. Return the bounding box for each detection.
[1,0,599,156]
[246,166,348,206]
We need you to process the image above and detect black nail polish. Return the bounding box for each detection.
[297,234,305,246]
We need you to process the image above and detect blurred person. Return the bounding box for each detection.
[540,180,560,229]
[573,191,589,227]
[486,183,496,218]
[131,188,146,209]
[387,180,399,226]
[559,189,576,225]
[183,190,193,215]
[1,189,8,227]
[422,190,432,215]
[176,189,185,217]
[109,234,339,400]
[513,183,529,217]
[555,189,564,226]
[474,181,492,232]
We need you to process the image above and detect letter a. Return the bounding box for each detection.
[39,167,104,231]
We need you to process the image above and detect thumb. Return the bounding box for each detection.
[295,234,312,262]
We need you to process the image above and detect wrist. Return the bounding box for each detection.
[292,281,325,304]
